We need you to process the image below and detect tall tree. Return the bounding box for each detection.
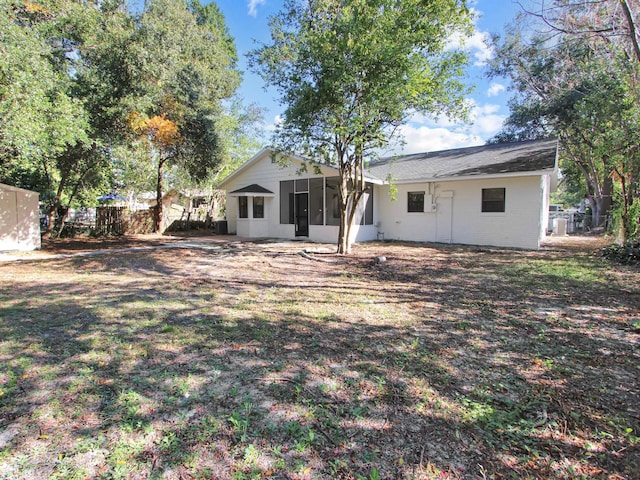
[125,0,241,231]
[0,1,89,193]
[490,10,640,241]
[2,0,248,236]
[0,0,124,235]
[250,0,472,253]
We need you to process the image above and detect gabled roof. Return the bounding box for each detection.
[217,147,382,189]
[231,184,273,194]
[366,138,558,183]
[229,184,275,197]
[217,148,340,189]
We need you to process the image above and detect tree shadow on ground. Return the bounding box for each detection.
[0,242,638,479]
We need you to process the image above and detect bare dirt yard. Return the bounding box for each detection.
[0,234,638,479]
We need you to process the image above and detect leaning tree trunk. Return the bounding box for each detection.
[54,166,91,238]
[44,205,57,239]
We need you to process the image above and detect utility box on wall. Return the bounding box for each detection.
[0,183,41,251]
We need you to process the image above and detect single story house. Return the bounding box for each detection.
[0,183,41,251]
[217,139,559,250]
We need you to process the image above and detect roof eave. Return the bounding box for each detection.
[385,168,558,185]
[218,148,349,188]
[228,191,276,197]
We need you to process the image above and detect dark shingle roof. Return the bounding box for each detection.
[367,139,558,182]
[230,184,274,194]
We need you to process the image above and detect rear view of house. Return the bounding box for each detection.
[218,139,558,250]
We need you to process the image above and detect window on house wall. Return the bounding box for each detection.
[325,177,341,226]
[309,178,324,225]
[482,188,506,212]
[281,177,370,226]
[238,197,248,218]
[408,191,425,212]
[362,183,374,225]
[253,197,264,218]
[280,180,294,224]
[295,178,309,193]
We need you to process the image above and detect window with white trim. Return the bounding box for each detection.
[408,191,425,212]
[481,188,505,213]
[253,197,264,218]
[238,197,248,218]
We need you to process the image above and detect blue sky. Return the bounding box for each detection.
[212,0,526,153]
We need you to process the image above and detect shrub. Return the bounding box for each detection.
[600,241,640,265]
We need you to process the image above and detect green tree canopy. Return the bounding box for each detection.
[490,10,640,242]
[1,0,250,235]
[0,0,91,190]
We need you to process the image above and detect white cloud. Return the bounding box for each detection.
[264,114,283,132]
[467,30,493,67]
[468,101,505,136]
[248,0,266,17]
[392,125,483,155]
[446,7,494,67]
[471,113,506,137]
[487,82,506,97]
[386,99,506,155]
[471,102,500,116]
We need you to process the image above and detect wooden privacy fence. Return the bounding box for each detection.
[82,206,222,236]
[96,206,127,235]
[127,210,154,234]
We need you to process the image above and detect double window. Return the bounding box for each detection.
[238,196,265,219]
[481,188,506,213]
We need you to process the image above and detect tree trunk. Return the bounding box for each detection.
[621,0,640,63]
[155,155,165,233]
[589,175,613,229]
[55,207,70,238]
[43,205,56,239]
[337,166,366,255]
[338,211,349,254]
[616,167,639,244]
[337,145,370,255]
[43,182,66,239]
[54,165,92,238]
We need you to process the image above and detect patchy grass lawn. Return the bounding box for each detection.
[0,236,638,479]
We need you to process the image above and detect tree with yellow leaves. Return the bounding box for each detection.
[130,113,182,231]
[126,0,240,232]
[1,0,243,235]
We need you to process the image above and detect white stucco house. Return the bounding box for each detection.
[217,139,559,250]
[0,183,41,251]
